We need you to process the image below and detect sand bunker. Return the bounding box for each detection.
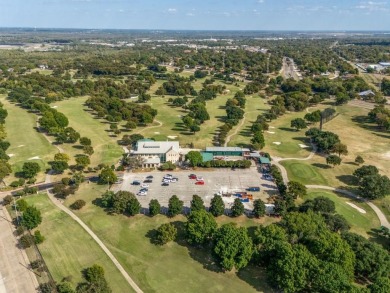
[266,131,275,134]
[17,145,25,147]
[8,154,15,157]
[28,156,40,160]
[383,151,390,158]
[273,142,281,145]
[269,126,275,129]
[167,135,178,139]
[299,144,309,148]
[154,132,160,134]
[51,106,58,108]
[346,202,366,214]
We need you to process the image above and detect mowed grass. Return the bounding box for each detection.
[53,97,123,166]
[23,193,133,292]
[62,183,277,293]
[262,106,328,158]
[303,190,380,238]
[138,79,247,148]
[323,104,390,178]
[227,95,270,147]
[1,95,57,183]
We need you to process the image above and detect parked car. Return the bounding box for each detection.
[247,187,260,192]
[137,191,147,196]
[146,175,154,179]
[170,177,178,183]
[141,183,149,188]
[196,176,204,181]
[188,174,197,179]
[195,181,205,185]
[162,182,169,186]
[132,180,141,185]
[162,178,171,183]
[139,188,148,192]
[144,179,153,183]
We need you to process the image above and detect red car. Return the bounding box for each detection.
[189,174,197,179]
[195,181,205,185]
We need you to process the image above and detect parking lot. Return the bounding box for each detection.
[112,166,278,211]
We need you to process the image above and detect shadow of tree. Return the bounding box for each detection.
[336,175,358,186]
[237,266,275,292]
[279,127,296,132]
[312,163,331,169]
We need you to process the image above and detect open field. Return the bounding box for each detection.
[63,182,278,293]
[1,94,57,183]
[302,190,381,238]
[53,97,123,166]
[23,193,133,292]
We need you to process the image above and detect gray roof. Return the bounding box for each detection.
[205,147,243,152]
[134,141,180,155]
[358,90,375,96]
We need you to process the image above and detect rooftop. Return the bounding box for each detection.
[205,147,243,152]
[134,140,180,155]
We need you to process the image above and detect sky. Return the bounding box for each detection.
[0,0,389,31]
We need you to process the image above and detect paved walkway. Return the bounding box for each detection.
[0,206,39,293]
[224,110,256,147]
[271,147,390,229]
[45,192,144,293]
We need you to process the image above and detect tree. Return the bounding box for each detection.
[20,234,35,249]
[54,153,70,162]
[75,155,90,169]
[185,151,203,167]
[0,161,12,182]
[126,195,141,216]
[326,154,342,167]
[34,230,45,244]
[22,162,41,178]
[331,143,348,157]
[49,160,68,174]
[368,277,390,293]
[83,146,94,156]
[300,196,335,214]
[354,155,364,165]
[167,195,183,217]
[287,181,307,199]
[70,199,86,210]
[16,199,28,212]
[213,223,253,271]
[80,137,92,146]
[57,282,75,293]
[98,167,117,185]
[77,264,111,293]
[21,205,42,230]
[251,131,265,150]
[110,191,134,214]
[291,118,307,131]
[252,199,266,218]
[186,210,217,245]
[209,195,225,217]
[323,214,350,233]
[353,165,378,182]
[231,198,245,217]
[148,199,161,216]
[190,194,205,212]
[358,174,390,199]
[2,195,13,205]
[155,223,177,245]
[304,110,321,123]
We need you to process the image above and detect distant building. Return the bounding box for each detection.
[358,90,375,99]
[379,62,390,67]
[131,140,181,168]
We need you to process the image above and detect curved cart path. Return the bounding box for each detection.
[271,147,390,229]
[224,111,256,147]
[46,192,144,293]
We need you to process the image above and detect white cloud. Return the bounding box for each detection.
[167,8,177,14]
[355,1,389,11]
[258,0,265,3]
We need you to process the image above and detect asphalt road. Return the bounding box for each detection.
[0,206,38,293]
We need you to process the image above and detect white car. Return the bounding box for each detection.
[137,191,147,196]
[170,178,178,183]
[196,176,204,181]
[141,183,149,188]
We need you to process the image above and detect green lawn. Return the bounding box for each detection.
[53,97,123,166]
[303,190,381,238]
[281,160,328,186]
[24,193,133,293]
[62,183,276,293]
[1,95,57,183]
[228,95,270,147]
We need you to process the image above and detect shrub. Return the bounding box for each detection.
[155,223,177,245]
[70,199,86,210]
[20,234,34,249]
